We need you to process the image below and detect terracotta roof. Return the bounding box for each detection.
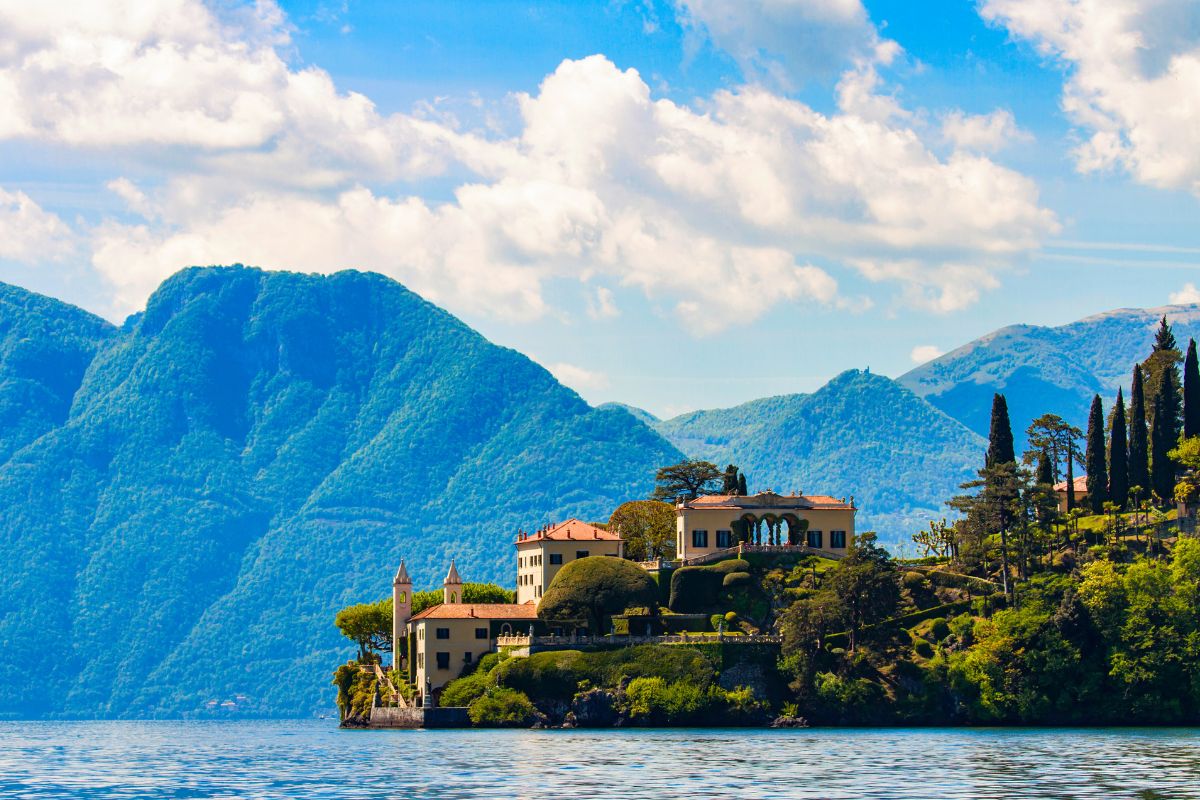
[515,518,622,545]
[1054,476,1090,493]
[681,491,855,511]
[410,602,538,622]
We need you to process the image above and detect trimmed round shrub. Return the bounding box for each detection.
[539,556,659,632]
[722,571,753,588]
[911,636,934,658]
[724,611,738,624]
[928,617,951,642]
[468,687,538,727]
[902,571,927,589]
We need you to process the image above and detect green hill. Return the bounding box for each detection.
[653,370,986,547]
[0,266,681,718]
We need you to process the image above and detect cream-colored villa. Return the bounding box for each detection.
[391,492,855,704]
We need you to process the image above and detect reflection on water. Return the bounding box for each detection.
[1,722,1198,799]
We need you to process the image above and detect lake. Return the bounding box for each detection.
[1,721,1199,799]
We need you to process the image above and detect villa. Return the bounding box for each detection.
[390,492,855,705]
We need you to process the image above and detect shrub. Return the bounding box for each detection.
[902,571,927,589]
[723,571,753,588]
[440,669,494,707]
[468,687,538,727]
[724,611,738,624]
[539,557,659,632]
[928,617,951,642]
[911,636,934,659]
[669,560,752,612]
[625,676,712,724]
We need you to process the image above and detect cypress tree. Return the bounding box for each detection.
[986,393,1016,466]
[1065,439,1077,512]
[1154,315,1178,352]
[1036,449,1053,486]
[736,472,748,497]
[1128,364,1150,501]
[1085,394,1108,514]
[1151,389,1175,504]
[1184,338,1200,439]
[722,464,739,494]
[1109,388,1129,509]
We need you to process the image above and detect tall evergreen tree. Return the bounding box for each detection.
[736,472,748,497]
[1036,449,1053,486]
[986,394,1016,466]
[1109,388,1129,509]
[1085,395,1108,514]
[1128,364,1150,501]
[1184,338,1200,440]
[1151,367,1181,505]
[722,464,740,494]
[1154,314,1178,352]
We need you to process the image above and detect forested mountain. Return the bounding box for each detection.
[0,267,680,719]
[899,305,1200,451]
[652,370,986,543]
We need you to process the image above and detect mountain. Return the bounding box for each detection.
[899,304,1200,451]
[653,370,986,544]
[0,267,681,719]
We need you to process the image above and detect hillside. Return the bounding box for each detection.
[0,266,681,719]
[653,370,986,545]
[899,304,1200,449]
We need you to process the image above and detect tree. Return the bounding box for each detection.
[1169,436,1200,508]
[651,459,722,502]
[912,518,958,559]
[778,591,845,693]
[537,556,659,633]
[1185,339,1200,440]
[1036,449,1054,486]
[824,532,899,652]
[949,462,1028,603]
[334,598,394,662]
[1129,365,1150,497]
[609,499,676,561]
[737,472,748,496]
[411,583,515,616]
[987,394,1016,467]
[1151,387,1178,505]
[1109,388,1129,510]
[722,464,740,494]
[1025,413,1082,485]
[1085,395,1108,514]
[1143,316,1182,433]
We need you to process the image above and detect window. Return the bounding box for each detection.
[475,627,488,639]
[436,627,450,640]
[417,654,424,668]
[549,553,563,565]
[436,652,450,670]
[418,628,424,640]
[463,652,473,663]
[831,530,847,548]
[536,585,542,598]
[398,591,406,603]
[806,530,823,549]
[575,550,589,560]
[692,530,708,548]
[716,530,732,548]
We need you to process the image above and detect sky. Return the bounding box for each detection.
[0,0,1198,418]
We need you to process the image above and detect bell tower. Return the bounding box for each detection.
[392,559,411,668]
[443,560,463,604]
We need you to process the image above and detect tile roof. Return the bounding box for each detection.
[410,602,539,622]
[515,518,622,545]
[1053,476,1090,493]
[681,491,855,511]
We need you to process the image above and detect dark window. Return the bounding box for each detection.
[436,652,450,670]
[463,652,473,663]
[716,530,732,548]
[831,530,847,548]
[807,530,823,549]
[475,627,488,639]
[549,553,563,565]
[575,550,589,560]
[436,627,450,640]
[692,530,708,548]
[417,654,424,668]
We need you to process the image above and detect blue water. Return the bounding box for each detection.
[1,721,1198,799]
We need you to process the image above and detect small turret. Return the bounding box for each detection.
[443,559,463,605]
[392,559,412,668]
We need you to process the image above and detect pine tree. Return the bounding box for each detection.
[1036,449,1053,485]
[1184,338,1200,440]
[986,394,1015,466]
[1128,364,1150,502]
[1151,389,1176,505]
[1085,394,1108,514]
[1154,315,1178,352]
[1109,388,1129,509]
[736,472,748,497]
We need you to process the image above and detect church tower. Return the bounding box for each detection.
[392,559,411,669]
[443,560,463,604]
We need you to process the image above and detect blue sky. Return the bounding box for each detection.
[0,0,1198,417]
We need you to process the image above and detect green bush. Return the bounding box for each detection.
[624,676,711,724]
[928,617,951,642]
[468,687,538,727]
[539,557,659,631]
[911,636,934,659]
[722,571,753,588]
[669,560,753,612]
[440,669,494,707]
[902,571,927,589]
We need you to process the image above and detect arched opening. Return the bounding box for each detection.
[450,592,458,604]
[760,514,780,545]
[736,514,759,545]
[782,514,807,546]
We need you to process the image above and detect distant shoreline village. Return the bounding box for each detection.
[355,489,855,726]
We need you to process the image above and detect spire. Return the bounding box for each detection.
[444,559,461,585]
[393,559,411,586]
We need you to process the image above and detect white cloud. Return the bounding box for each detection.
[674,0,880,86]
[0,187,74,263]
[0,1,1058,331]
[941,109,1032,152]
[909,344,945,364]
[1170,282,1200,304]
[587,287,620,320]
[981,0,1200,194]
[547,362,610,392]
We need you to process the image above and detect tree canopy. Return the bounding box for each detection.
[411,583,515,616]
[537,556,659,633]
[334,598,393,662]
[609,499,676,561]
[651,459,723,502]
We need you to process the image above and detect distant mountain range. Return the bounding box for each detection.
[0,267,679,719]
[1,264,1194,720]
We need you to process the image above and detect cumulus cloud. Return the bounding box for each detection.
[0,187,75,263]
[909,344,945,364]
[674,0,880,86]
[547,362,610,392]
[981,0,1200,194]
[941,109,1032,152]
[1170,282,1200,305]
[1,0,1058,331]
